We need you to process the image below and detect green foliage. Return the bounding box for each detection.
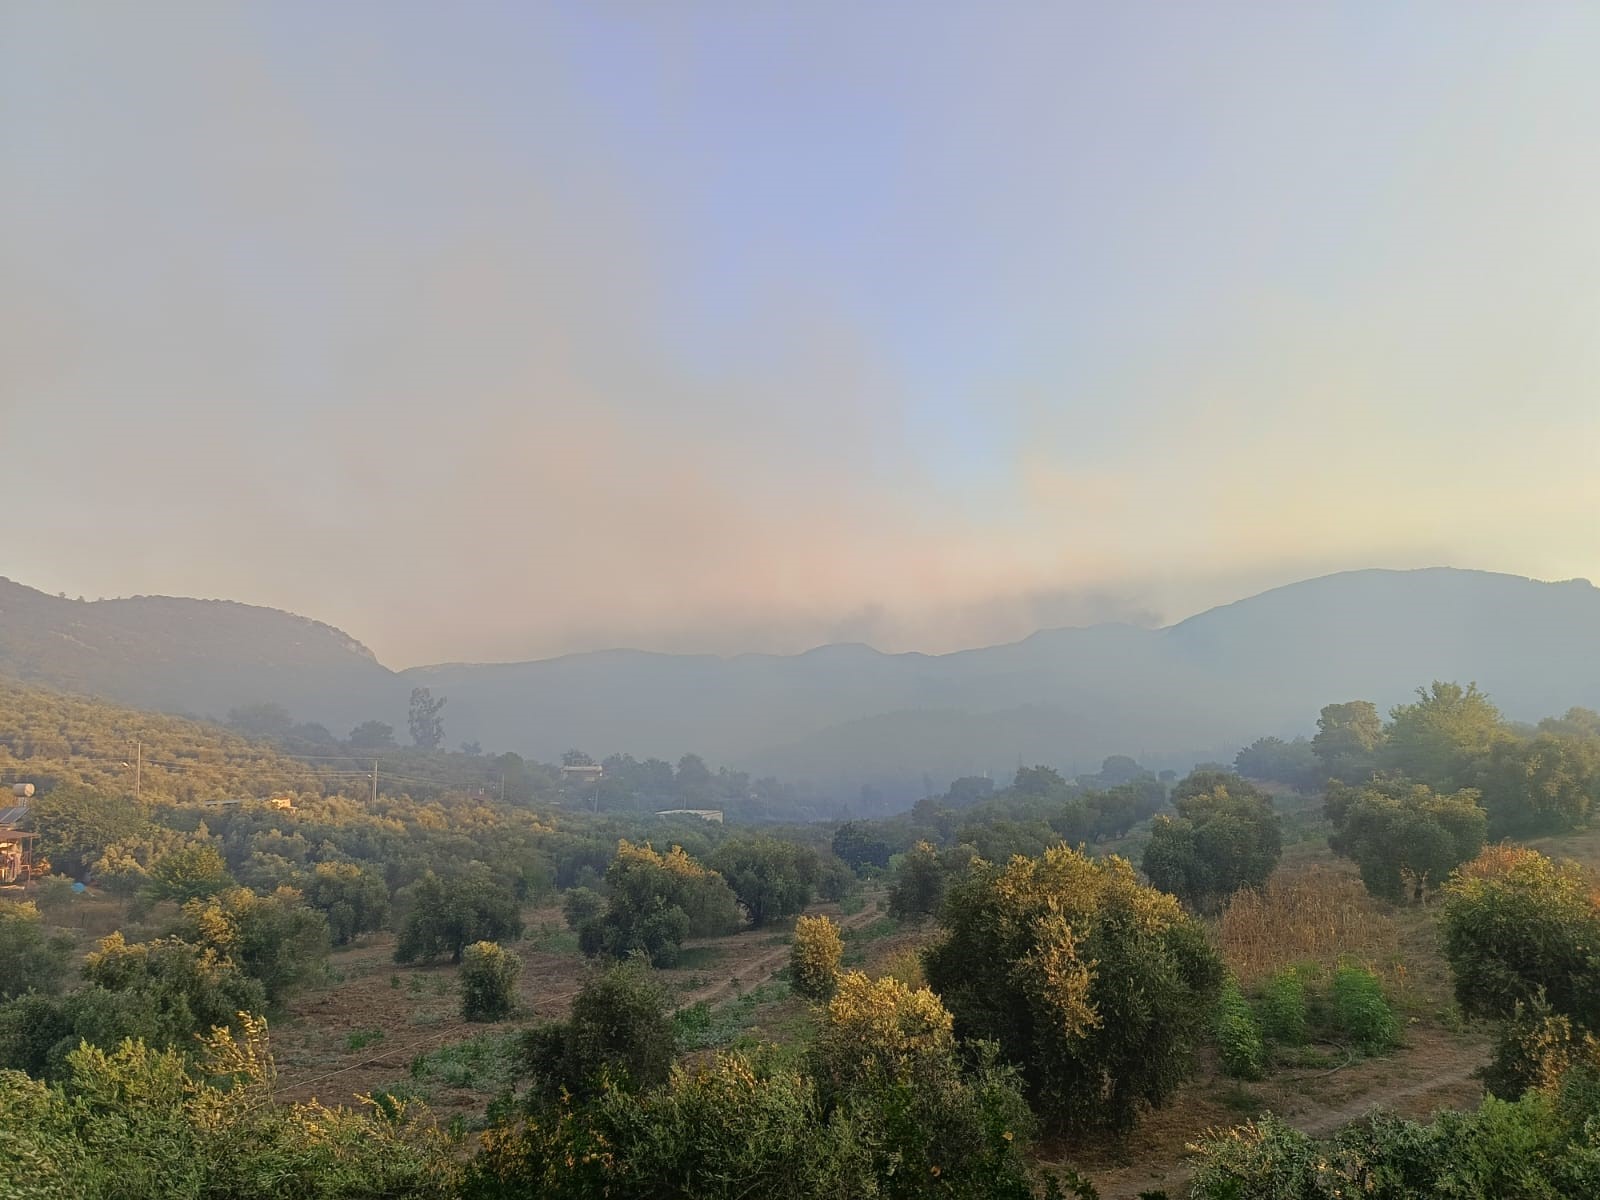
[831,820,892,872]
[144,844,234,903]
[1142,772,1281,911]
[460,941,521,1022]
[790,914,843,1000]
[708,835,818,926]
[469,1037,1043,1200]
[26,786,147,879]
[1473,732,1600,838]
[301,861,390,945]
[1312,700,1386,784]
[1258,967,1310,1045]
[1215,977,1265,1080]
[407,687,447,751]
[924,845,1224,1134]
[0,1015,457,1198]
[580,840,739,967]
[1384,681,1505,788]
[1439,846,1600,1030]
[1234,735,1324,792]
[394,869,523,966]
[886,839,950,919]
[1330,964,1398,1054]
[560,886,603,932]
[522,963,677,1103]
[173,886,330,1006]
[0,901,74,1001]
[1189,1064,1600,1199]
[1326,778,1487,902]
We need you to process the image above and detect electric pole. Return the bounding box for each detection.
[371,759,378,805]
[129,739,142,801]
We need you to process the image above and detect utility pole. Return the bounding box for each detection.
[371,759,378,805]
[500,773,506,803]
[130,739,142,801]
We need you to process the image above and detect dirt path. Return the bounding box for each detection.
[676,894,883,1008]
[1090,1043,1486,1200]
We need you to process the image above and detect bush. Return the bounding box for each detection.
[460,941,521,1022]
[560,887,603,932]
[1439,846,1600,1030]
[301,861,389,945]
[1215,977,1265,1079]
[1326,779,1487,903]
[1330,965,1398,1054]
[582,841,739,967]
[0,902,73,1001]
[887,840,949,920]
[522,964,677,1103]
[395,869,523,965]
[1142,773,1281,912]
[923,845,1224,1134]
[143,845,234,903]
[789,914,842,1000]
[172,886,330,1006]
[1258,967,1310,1045]
[709,836,818,927]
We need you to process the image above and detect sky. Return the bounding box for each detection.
[3,3,1599,668]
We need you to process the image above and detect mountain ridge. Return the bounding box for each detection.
[2,568,1597,799]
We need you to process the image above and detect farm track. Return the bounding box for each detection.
[271,895,883,1107]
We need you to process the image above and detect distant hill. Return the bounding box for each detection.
[4,569,1599,800]
[0,578,398,733]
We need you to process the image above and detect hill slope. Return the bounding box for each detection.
[0,578,398,732]
[3,569,1598,796]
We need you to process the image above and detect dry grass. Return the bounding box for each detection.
[1216,865,1399,987]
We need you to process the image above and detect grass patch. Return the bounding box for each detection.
[345,1029,385,1052]
[409,1030,523,1095]
[673,981,791,1050]
[671,945,725,972]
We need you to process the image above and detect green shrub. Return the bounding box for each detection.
[460,942,521,1022]
[1215,977,1265,1080]
[1258,968,1309,1045]
[789,914,842,1000]
[1331,964,1398,1054]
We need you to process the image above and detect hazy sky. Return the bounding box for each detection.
[4,4,1599,667]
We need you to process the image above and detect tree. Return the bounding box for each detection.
[26,787,146,879]
[1384,681,1504,788]
[790,914,843,1000]
[349,720,396,750]
[173,886,330,1006]
[0,1017,456,1195]
[561,886,604,932]
[580,841,739,967]
[924,846,1223,1134]
[1142,772,1281,911]
[831,821,891,872]
[1013,765,1069,797]
[407,688,447,751]
[709,835,818,927]
[1471,733,1600,838]
[1234,736,1323,791]
[1312,701,1385,783]
[300,861,390,945]
[521,963,677,1102]
[461,941,521,1022]
[0,901,73,1000]
[143,844,234,903]
[1439,846,1600,1031]
[1327,780,1487,903]
[887,840,950,920]
[395,870,524,965]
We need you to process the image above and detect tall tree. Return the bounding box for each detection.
[1312,701,1385,783]
[407,688,447,751]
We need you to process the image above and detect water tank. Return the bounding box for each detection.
[11,783,35,798]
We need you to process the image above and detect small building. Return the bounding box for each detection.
[561,763,604,784]
[0,804,38,885]
[654,808,724,824]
